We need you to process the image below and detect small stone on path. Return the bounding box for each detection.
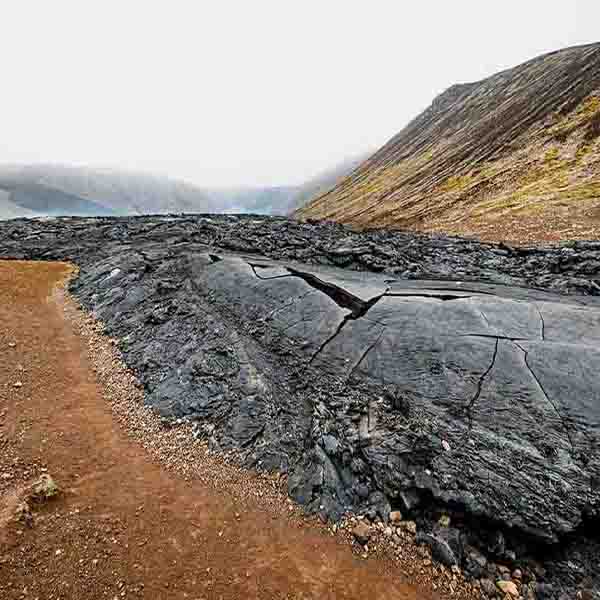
[496,580,519,597]
[389,510,403,523]
[352,521,372,545]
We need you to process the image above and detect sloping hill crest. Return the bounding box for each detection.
[297,43,600,243]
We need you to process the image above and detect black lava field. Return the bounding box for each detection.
[2,214,599,597]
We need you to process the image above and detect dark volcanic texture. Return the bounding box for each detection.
[1,214,599,596]
[297,43,600,244]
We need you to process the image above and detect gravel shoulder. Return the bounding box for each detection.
[0,260,478,599]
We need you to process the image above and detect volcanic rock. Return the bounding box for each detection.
[352,521,372,545]
[497,580,519,597]
[1,214,599,596]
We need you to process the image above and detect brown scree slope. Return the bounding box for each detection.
[296,43,600,244]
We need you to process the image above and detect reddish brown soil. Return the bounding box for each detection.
[0,261,436,600]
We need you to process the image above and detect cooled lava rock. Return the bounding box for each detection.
[1,214,599,597]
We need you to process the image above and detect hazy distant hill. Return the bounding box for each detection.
[205,154,370,216]
[0,164,217,219]
[289,153,370,212]
[9,183,117,217]
[0,155,370,220]
[0,189,36,219]
[206,186,297,215]
[297,43,600,244]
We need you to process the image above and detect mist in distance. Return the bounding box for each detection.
[1,2,598,189]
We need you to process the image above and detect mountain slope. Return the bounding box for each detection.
[204,154,370,216]
[289,152,370,212]
[8,183,117,217]
[297,43,600,244]
[0,190,36,219]
[0,156,365,220]
[0,164,218,219]
[206,186,298,215]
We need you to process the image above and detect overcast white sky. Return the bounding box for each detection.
[1,1,598,187]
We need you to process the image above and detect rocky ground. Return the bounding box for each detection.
[1,260,453,600]
[1,214,600,599]
[3,214,600,294]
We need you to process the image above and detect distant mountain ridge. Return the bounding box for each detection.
[0,164,217,218]
[288,153,369,212]
[205,152,370,216]
[0,155,367,220]
[9,183,116,216]
[297,43,600,244]
[206,186,298,216]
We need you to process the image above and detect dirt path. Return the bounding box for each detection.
[0,261,435,600]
